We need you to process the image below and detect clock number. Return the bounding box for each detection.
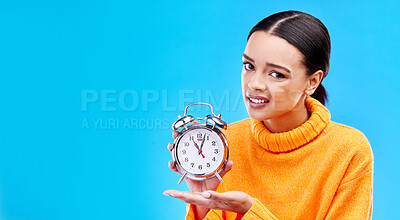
[198,165,202,170]
[197,133,202,139]
[212,141,216,146]
[207,135,209,140]
[212,157,216,161]
[207,163,210,168]
[184,157,188,162]
[189,136,194,141]
[214,149,219,154]
[184,142,189,147]
[190,163,194,168]
[182,149,186,155]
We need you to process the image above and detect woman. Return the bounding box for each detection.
[164,10,373,219]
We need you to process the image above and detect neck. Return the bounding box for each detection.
[263,96,310,133]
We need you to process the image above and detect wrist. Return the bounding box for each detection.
[239,196,255,215]
[194,205,210,219]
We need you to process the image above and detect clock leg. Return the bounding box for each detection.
[215,171,224,183]
[177,172,187,184]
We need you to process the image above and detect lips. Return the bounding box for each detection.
[247,94,270,109]
[247,95,269,103]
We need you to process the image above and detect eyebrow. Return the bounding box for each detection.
[242,53,291,73]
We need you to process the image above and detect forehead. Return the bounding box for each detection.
[244,31,304,70]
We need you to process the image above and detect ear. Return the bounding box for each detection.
[305,70,324,95]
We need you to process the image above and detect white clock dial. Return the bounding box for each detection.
[177,128,224,175]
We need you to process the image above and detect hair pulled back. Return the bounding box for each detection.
[248,11,331,105]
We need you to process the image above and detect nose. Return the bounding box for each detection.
[248,71,267,91]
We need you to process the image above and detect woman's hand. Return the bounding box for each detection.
[167,128,233,193]
[166,124,235,218]
[163,190,255,215]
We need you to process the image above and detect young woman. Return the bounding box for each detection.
[164,11,373,220]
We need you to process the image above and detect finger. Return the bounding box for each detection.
[167,143,174,152]
[201,190,254,214]
[164,189,186,196]
[172,120,198,139]
[219,160,234,178]
[201,190,222,200]
[168,161,180,174]
[164,190,209,206]
[172,130,179,139]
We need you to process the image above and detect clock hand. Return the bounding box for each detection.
[192,139,205,158]
[199,133,206,155]
[191,139,200,151]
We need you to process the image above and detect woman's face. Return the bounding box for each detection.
[241,31,310,121]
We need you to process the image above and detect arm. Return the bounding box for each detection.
[183,183,278,220]
[324,169,373,219]
[185,197,279,220]
[325,135,374,220]
[241,199,279,220]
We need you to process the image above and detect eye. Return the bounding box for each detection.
[243,62,254,71]
[270,71,286,79]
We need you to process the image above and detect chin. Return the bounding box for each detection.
[246,108,271,122]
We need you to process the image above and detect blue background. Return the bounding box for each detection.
[1,0,399,219]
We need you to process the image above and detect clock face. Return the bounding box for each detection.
[176,128,225,175]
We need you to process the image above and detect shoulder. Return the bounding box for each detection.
[220,118,253,144]
[328,121,372,153]
[327,121,374,183]
[227,118,252,129]
[222,118,252,136]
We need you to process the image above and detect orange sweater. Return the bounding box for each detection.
[186,96,373,219]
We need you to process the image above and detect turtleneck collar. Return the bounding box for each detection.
[250,96,331,153]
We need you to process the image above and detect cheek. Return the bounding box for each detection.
[267,81,287,99]
[241,75,246,103]
[241,72,249,89]
[270,81,304,105]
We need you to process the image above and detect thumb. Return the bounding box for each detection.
[219,160,233,178]
[201,190,220,199]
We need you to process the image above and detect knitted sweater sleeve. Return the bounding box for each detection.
[185,199,279,220]
[324,134,374,219]
[185,181,279,219]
